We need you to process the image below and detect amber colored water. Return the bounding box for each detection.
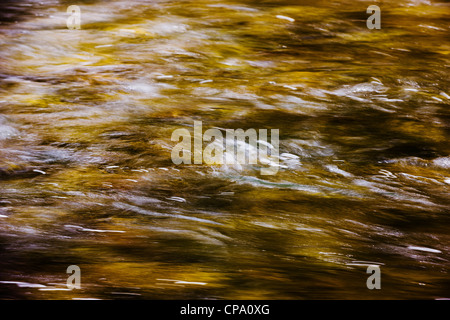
[0,0,449,299]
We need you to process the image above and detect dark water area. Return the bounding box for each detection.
[0,0,449,299]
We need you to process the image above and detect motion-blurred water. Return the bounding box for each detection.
[0,0,449,299]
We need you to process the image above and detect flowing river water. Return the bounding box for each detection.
[0,0,449,299]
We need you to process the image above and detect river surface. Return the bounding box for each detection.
[0,0,449,299]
